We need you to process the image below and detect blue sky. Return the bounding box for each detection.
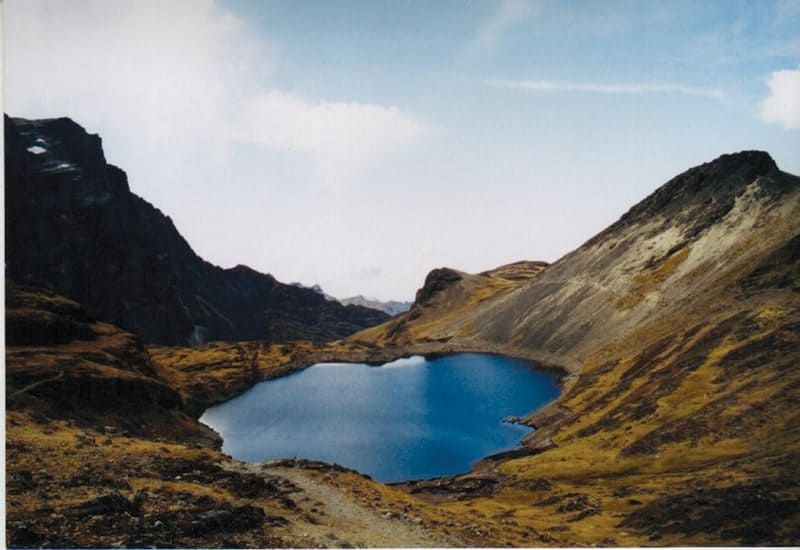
[5,0,800,300]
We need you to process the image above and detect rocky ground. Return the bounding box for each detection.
[6,408,469,548]
[4,286,471,548]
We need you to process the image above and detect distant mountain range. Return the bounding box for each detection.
[285,283,411,316]
[339,295,412,316]
[4,115,389,345]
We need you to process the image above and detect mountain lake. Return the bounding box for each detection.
[200,353,561,482]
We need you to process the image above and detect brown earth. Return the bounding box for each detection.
[5,286,475,547]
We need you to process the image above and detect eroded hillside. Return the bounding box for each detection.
[350,151,800,545]
[354,260,548,348]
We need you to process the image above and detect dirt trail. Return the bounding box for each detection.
[231,461,455,548]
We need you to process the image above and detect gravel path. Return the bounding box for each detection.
[229,461,454,548]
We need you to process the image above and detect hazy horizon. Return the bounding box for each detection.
[5,0,799,301]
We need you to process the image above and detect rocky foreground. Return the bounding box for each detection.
[5,286,472,547]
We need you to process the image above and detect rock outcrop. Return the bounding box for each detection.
[4,115,388,345]
[4,285,222,446]
[414,268,464,307]
[354,260,549,347]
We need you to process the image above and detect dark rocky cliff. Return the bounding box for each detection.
[4,115,388,345]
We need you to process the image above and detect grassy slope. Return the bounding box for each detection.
[347,155,800,545]
[353,261,549,347]
[5,287,475,547]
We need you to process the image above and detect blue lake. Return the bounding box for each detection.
[200,353,560,483]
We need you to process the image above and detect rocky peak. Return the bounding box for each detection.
[11,116,107,178]
[414,268,463,307]
[628,150,778,219]
[5,114,389,345]
[589,150,788,246]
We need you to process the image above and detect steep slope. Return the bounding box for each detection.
[4,115,388,345]
[354,260,548,347]
[5,285,216,444]
[473,151,796,360]
[354,151,800,545]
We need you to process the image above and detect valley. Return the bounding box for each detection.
[5,115,800,547]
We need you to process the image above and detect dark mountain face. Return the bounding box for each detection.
[4,115,389,345]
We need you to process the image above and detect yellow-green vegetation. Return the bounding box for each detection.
[148,341,314,415]
[147,337,400,414]
[497,303,798,545]
[4,286,466,547]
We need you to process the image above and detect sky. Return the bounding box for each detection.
[4,0,800,301]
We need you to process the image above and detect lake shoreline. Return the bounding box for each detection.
[185,338,578,429]
[201,351,561,483]
[205,340,576,406]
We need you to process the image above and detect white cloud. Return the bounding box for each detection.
[759,67,800,130]
[4,0,428,180]
[485,79,726,100]
[350,266,384,280]
[232,91,428,182]
[471,0,541,51]
[4,0,269,149]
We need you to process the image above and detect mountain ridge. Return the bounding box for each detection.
[4,115,389,345]
[349,150,800,544]
[360,150,797,359]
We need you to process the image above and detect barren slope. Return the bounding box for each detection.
[351,151,800,545]
[354,260,548,348]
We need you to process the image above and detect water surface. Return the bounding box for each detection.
[201,353,559,482]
